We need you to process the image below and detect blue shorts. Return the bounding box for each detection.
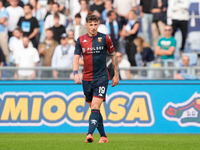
[82,78,109,103]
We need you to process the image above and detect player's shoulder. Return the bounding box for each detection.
[77,34,89,43]
[97,32,107,38]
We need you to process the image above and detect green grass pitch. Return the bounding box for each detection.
[0,134,199,150]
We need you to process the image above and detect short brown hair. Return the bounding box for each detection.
[86,15,99,23]
[54,13,60,19]
[79,0,89,4]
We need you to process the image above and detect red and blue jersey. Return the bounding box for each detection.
[74,32,115,81]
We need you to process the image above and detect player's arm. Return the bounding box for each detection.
[106,35,119,87]
[110,51,119,87]
[73,54,82,84]
[73,38,82,84]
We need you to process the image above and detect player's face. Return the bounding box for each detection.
[86,21,98,36]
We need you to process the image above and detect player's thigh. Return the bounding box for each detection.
[82,80,93,103]
[92,78,109,101]
[91,97,104,110]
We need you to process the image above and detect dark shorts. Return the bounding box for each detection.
[82,78,109,103]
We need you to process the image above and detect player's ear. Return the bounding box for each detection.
[85,23,87,28]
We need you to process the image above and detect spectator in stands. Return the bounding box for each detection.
[121,10,139,66]
[14,36,39,80]
[67,0,81,21]
[51,13,66,43]
[90,0,105,18]
[113,0,137,25]
[78,0,93,25]
[52,33,75,79]
[0,49,5,77]
[9,27,33,64]
[0,0,9,65]
[116,51,131,80]
[67,30,76,46]
[102,0,113,21]
[4,0,24,8]
[171,0,190,55]
[29,0,42,44]
[155,25,176,78]
[38,28,59,77]
[30,0,42,22]
[44,2,66,30]
[140,0,153,44]
[44,0,54,21]
[54,0,65,14]
[105,10,122,51]
[67,30,74,40]
[134,37,155,79]
[17,4,39,48]
[6,0,24,38]
[71,13,87,41]
[97,17,108,35]
[175,55,198,80]
[151,0,167,49]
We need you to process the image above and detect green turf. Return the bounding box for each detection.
[0,134,199,150]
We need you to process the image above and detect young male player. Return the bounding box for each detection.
[73,15,119,143]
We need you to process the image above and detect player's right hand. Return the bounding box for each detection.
[74,74,82,84]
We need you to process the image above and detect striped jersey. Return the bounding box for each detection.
[74,32,115,81]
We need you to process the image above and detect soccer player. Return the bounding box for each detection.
[73,15,119,143]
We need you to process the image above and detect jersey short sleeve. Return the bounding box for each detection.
[171,38,177,47]
[74,38,82,55]
[157,38,162,47]
[105,35,115,53]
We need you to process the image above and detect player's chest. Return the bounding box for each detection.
[81,37,106,55]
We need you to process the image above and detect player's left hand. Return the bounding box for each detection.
[111,75,119,87]
[74,74,82,84]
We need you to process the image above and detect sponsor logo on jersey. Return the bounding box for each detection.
[163,92,200,127]
[83,39,87,43]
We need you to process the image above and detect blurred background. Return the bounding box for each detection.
[0,0,199,80]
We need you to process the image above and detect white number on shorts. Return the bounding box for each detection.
[99,86,105,94]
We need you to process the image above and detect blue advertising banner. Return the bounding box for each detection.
[0,80,200,133]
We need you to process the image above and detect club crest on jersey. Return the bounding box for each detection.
[98,37,102,42]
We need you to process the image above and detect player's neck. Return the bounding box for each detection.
[88,32,98,37]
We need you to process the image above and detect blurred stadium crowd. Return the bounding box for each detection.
[0,0,199,80]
